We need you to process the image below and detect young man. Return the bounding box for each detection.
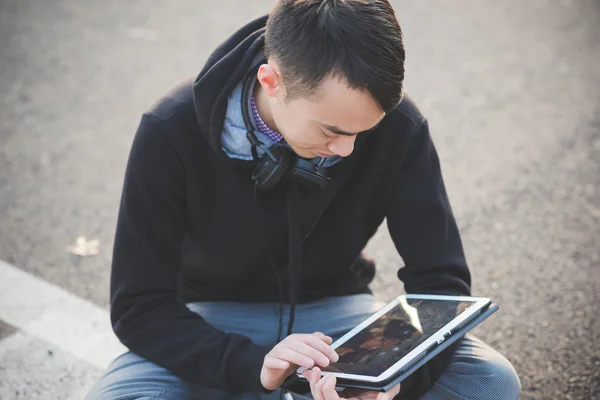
[87,1,520,399]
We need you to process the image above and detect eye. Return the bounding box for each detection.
[318,127,333,138]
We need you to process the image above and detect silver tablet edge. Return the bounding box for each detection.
[296,294,491,383]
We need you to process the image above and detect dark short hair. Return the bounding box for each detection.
[265,0,405,113]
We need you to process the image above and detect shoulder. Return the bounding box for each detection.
[134,77,200,152]
[130,78,195,153]
[361,93,433,170]
[372,93,427,151]
[384,93,427,133]
[145,77,197,126]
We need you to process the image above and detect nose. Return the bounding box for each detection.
[328,135,356,158]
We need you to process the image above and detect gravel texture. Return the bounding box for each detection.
[0,332,101,400]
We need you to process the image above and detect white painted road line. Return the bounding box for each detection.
[0,260,126,368]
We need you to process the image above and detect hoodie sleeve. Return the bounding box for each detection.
[385,118,471,399]
[110,113,271,394]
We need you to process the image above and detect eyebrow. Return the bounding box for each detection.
[321,118,385,137]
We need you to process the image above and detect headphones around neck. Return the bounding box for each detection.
[241,66,331,191]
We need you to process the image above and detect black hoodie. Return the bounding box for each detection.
[109,15,471,399]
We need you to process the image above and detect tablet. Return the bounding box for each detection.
[296,294,491,384]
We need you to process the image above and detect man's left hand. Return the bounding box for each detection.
[302,367,401,400]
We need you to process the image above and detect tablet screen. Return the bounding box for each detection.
[323,298,474,377]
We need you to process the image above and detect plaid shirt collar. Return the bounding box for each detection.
[249,81,285,143]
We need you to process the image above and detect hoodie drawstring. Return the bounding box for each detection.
[285,182,302,338]
[278,182,302,400]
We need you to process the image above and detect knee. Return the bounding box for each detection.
[437,340,521,400]
[84,384,106,400]
[487,354,521,400]
[85,359,179,400]
[85,379,183,400]
[85,383,129,400]
[86,384,164,400]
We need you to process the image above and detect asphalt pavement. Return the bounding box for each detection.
[1,0,599,399]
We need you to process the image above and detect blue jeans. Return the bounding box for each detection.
[87,294,520,400]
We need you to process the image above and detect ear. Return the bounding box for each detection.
[257,61,286,98]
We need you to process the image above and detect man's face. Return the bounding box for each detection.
[257,63,385,159]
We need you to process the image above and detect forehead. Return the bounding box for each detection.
[294,75,385,129]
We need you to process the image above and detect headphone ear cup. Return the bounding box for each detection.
[252,146,294,190]
[288,158,331,190]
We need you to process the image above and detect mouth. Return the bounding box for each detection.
[315,151,335,158]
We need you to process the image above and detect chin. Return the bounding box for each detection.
[299,152,318,159]
[290,147,316,159]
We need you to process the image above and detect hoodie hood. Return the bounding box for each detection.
[193,16,267,165]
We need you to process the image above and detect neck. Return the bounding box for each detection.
[253,81,281,134]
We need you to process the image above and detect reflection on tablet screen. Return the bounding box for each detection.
[324,299,472,377]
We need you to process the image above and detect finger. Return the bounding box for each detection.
[321,375,340,400]
[302,369,311,381]
[314,372,330,399]
[288,333,336,360]
[282,334,338,365]
[337,388,367,399]
[339,387,380,400]
[310,368,325,400]
[386,382,401,398]
[272,346,316,369]
[288,341,333,368]
[310,367,322,387]
[263,357,290,370]
[314,332,334,344]
[303,335,339,362]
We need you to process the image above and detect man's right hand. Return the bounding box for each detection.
[260,332,340,391]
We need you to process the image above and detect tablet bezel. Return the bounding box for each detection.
[296,294,491,383]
